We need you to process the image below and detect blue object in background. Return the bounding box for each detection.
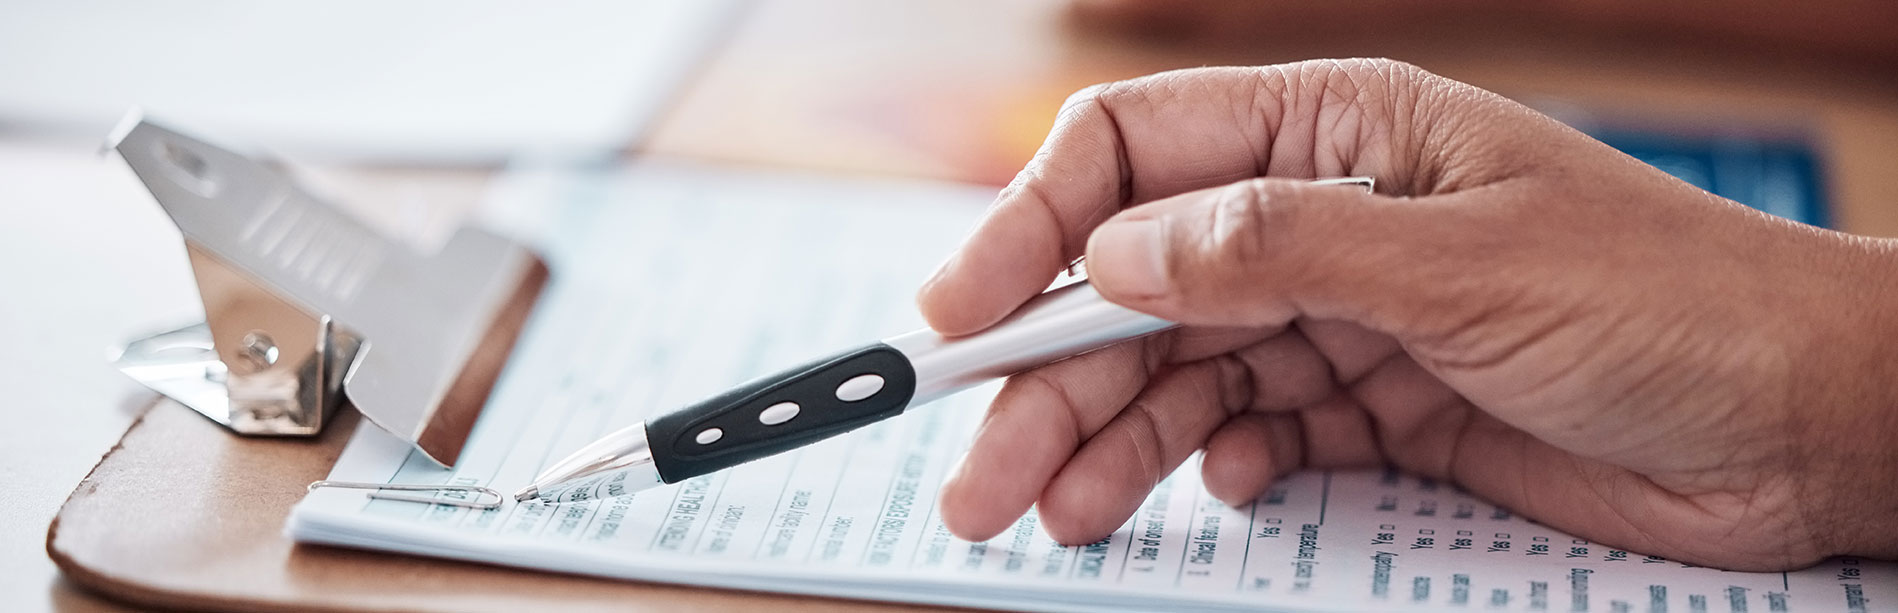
[1590,129,1830,228]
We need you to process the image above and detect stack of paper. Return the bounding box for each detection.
[291,162,1895,612]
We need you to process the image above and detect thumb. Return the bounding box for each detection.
[1083,177,1496,336]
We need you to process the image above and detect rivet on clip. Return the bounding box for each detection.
[306,480,506,510]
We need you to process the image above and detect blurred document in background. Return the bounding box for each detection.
[0,1,742,162]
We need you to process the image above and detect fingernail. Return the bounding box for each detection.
[919,252,957,295]
[1088,220,1169,296]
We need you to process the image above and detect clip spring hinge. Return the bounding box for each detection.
[106,114,547,467]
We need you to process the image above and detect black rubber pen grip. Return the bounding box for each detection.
[645,343,917,482]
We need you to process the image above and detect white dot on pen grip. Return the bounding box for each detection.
[835,374,885,402]
[758,401,800,425]
[695,428,723,444]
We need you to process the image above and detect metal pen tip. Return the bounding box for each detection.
[512,486,538,502]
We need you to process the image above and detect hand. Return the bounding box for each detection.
[916,59,1898,571]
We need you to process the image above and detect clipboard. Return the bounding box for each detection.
[47,399,953,612]
[47,117,956,611]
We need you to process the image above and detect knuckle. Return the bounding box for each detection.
[1210,354,1257,414]
[1120,401,1170,486]
[1010,371,1090,448]
[1278,58,1465,194]
[1044,83,1120,150]
[1322,58,1433,89]
[1202,180,1303,274]
[1192,179,1369,305]
[1086,67,1232,115]
[1059,82,1112,112]
[1061,77,1155,119]
[1359,58,1428,81]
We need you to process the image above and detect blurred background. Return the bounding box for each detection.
[3,0,1896,610]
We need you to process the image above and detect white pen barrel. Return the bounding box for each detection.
[882,282,1176,407]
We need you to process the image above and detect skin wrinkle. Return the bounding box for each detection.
[1116,396,1170,489]
[1312,63,1364,177]
[1208,412,1306,505]
[1328,396,1389,468]
[1242,185,1341,327]
[1109,77,1178,203]
[1287,207,1449,333]
[1427,298,1570,376]
[1372,62,1426,193]
[1587,316,1752,453]
[1412,71,1497,195]
[1656,414,1769,490]
[1291,407,1319,471]
[1409,79,1531,195]
[1357,358,1465,477]
[1265,69,1321,178]
[1307,63,1357,178]
[1231,331,1333,410]
[1446,414,1509,498]
[1211,354,1257,417]
[1085,91,1137,209]
[1237,71,1276,182]
[997,86,1126,269]
[1712,488,1786,552]
[1590,470,1682,558]
[1437,268,1711,440]
[1404,83,1451,194]
[1246,68,1293,180]
[1204,183,1276,308]
[1286,323,1344,396]
[1338,60,1401,179]
[1616,359,1739,458]
[1508,428,1536,523]
[1756,485,1823,568]
[1334,60,1407,182]
[1633,477,1790,566]
[1144,322,1181,372]
[1439,401,1482,488]
[1479,309,1640,420]
[1303,319,1404,381]
[1337,349,1405,451]
[1015,369,1099,456]
[1271,414,1307,478]
[1415,397,1479,480]
[1004,96,1081,213]
[1016,179,1085,277]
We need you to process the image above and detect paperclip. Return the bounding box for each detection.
[306,480,506,510]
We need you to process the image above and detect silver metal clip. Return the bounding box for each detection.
[307,480,505,510]
[1309,175,1377,192]
[106,113,548,467]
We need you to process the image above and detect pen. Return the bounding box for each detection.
[515,177,1374,503]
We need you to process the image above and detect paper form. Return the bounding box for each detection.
[291,162,1898,612]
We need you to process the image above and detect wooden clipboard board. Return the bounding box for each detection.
[47,400,956,612]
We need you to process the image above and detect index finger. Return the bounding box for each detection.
[915,60,1431,336]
